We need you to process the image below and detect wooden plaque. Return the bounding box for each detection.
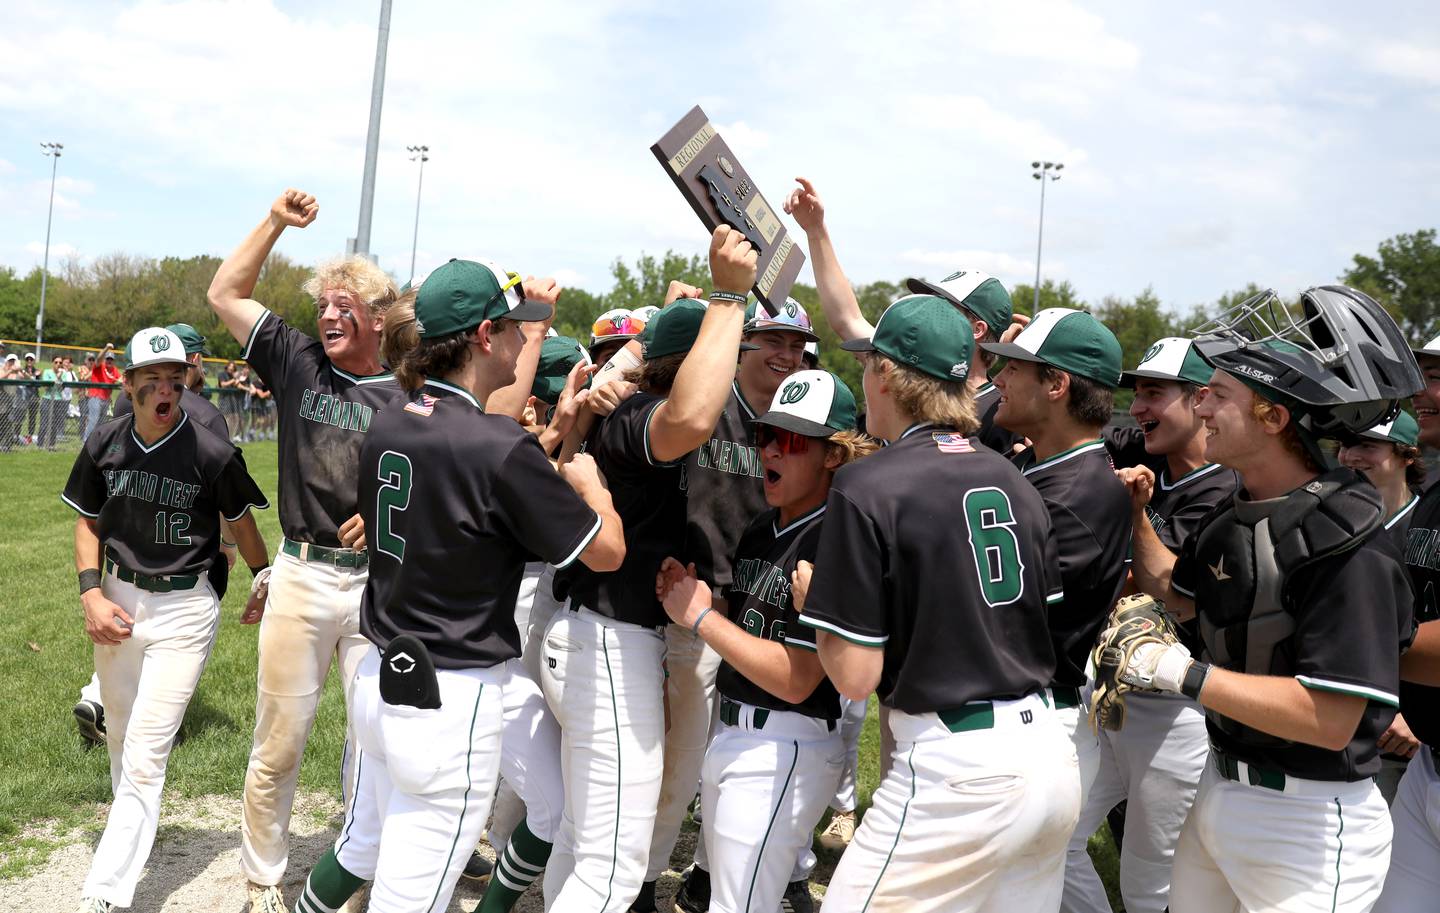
[651,106,804,315]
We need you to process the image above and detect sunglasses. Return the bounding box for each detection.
[754,424,813,455]
[592,315,647,339]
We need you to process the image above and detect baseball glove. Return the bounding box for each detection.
[1089,593,1187,733]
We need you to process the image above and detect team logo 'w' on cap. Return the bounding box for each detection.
[123,327,192,370]
[744,298,820,341]
[980,307,1123,388]
[754,369,857,438]
[839,295,974,382]
[905,269,1013,333]
[1122,337,1214,388]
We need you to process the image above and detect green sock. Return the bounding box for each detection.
[294,848,365,913]
[479,819,553,913]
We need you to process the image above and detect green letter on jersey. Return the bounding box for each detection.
[963,487,1024,606]
[375,450,413,561]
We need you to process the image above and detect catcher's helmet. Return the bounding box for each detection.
[1189,285,1422,434]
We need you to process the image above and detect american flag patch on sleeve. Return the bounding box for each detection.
[404,394,437,417]
[932,433,974,453]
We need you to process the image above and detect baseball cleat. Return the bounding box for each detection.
[71,899,114,913]
[462,849,494,882]
[672,865,711,913]
[781,879,814,913]
[817,809,855,851]
[628,879,657,912]
[74,700,106,746]
[246,882,285,913]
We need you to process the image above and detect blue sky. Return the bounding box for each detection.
[1,0,1437,314]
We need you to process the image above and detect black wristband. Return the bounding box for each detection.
[249,563,269,577]
[1180,660,1211,700]
[79,568,102,594]
[708,290,747,304]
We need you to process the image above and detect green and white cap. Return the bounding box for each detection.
[755,369,857,438]
[531,335,591,405]
[414,258,553,338]
[905,269,1013,333]
[839,294,973,382]
[124,327,191,370]
[1121,337,1213,388]
[980,307,1123,388]
[1358,411,1420,446]
[631,305,661,324]
[165,323,210,356]
[641,299,710,360]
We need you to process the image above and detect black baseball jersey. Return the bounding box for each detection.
[1400,484,1440,747]
[243,309,402,546]
[1014,440,1133,687]
[974,381,1022,455]
[113,386,230,444]
[62,412,268,576]
[1104,426,1240,552]
[555,392,687,628]
[1175,483,1415,780]
[681,382,769,588]
[718,506,841,720]
[799,423,1061,712]
[358,380,601,669]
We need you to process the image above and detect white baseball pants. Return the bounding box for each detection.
[1368,747,1440,913]
[1170,754,1391,912]
[541,607,666,912]
[242,550,369,886]
[820,693,1081,913]
[332,646,506,913]
[701,703,842,913]
[83,574,219,907]
[1062,692,1209,913]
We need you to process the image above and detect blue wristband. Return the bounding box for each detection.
[691,606,714,636]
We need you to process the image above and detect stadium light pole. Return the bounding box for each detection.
[352,0,392,260]
[35,142,63,355]
[1030,160,1063,313]
[406,145,429,282]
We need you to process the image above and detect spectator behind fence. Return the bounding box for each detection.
[83,346,120,443]
[0,353,19,451]
[60,356,79,442]
[217,360,243,441]
[20,353,39,444]
[39,356,65,450]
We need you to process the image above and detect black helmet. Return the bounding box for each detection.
[1189,285,1422,435]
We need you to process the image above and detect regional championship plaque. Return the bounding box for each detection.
[651,106,804,315]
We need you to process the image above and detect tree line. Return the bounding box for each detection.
[1,229,1435,398]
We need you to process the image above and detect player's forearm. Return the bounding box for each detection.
[486,323,547,421]
[1402,619,1440,685]
[208,215,284,345]
[1196,668,1366,751]
[74,518,102,573]
[1128,512,1193,620]
[695,609,826,705]
[574,489,625,572]
[229,511,269,572]
[650,302,745,462]
[815,630,883,702]
[803,224,872,344]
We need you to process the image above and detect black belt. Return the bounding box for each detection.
[104,551,198,593]
[283,537,367,568]
[719,697,835,731]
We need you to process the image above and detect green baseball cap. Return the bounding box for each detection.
[641,299,711,360]
[124,327,191,370]
[839,294,974,382]
[755,369,857,438]
[1121,336,1212,388]
[414,258,553,339]
[905,269,1013,333]
[1357,411,1420,447]
[981,307,1123,388]
[164,323,210,357]
[531,335,591,404]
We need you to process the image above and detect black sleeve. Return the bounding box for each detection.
[798,484,888,646]
[782,524,824,652]
[111,393,133,419]
[240,309,309,390]
[1158,496,1218,553]
[596,396,674,477]
[1050,500,1105,592]
[1102,425,1152,469]
[495,434,602,569]
[212,449,271,522]
[61,443,106,518]
[1172,531,1199,599]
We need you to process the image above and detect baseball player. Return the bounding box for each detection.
[541,226,756,913]
[207,189,402,913]
[289,257,625,913]
[797,294,1080,911]
[1373,334,1440,913]
[1119,286,1419,913]
[650,297,819,913]
[64,327,271,913]
[590,308,647,367]
[981,307,1132,803]
[1063,337,1235,913]
[655,369,872,913]
[783,175,1019,453]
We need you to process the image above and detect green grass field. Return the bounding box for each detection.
[0,442,1122,906]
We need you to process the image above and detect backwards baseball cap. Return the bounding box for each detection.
[1122,337,1213,388]
[631,305,661,324]
[124,327,192,370]
[414,258,552,338]
[744,298,819,342]
[905,269,1013,334]
[981,307,1123,388]
[165,323,211,356]
[532,335,592,404]
[641,299,711,361]
[755,369,857,438]
[840,294,973,382]
[1354,411,1420,447]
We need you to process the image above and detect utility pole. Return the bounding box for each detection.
[406,145,429,281]
[36,142,63,354]
[353,0,392,259]
[1030,160,1063,313]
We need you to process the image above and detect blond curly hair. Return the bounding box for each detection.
[302,255,398,319]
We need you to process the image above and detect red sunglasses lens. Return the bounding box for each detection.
[756,426,810,454]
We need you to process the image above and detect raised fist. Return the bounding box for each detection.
[270,189,319,230]
[708,225,759,297]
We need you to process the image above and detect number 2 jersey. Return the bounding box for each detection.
[717,506,841,721]
[799,423,1061,713]
[62,412,269,576]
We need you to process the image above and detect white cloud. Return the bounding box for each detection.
[1368,40,1440,86]
[24,241,79,260]
[900,249,1055,287]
